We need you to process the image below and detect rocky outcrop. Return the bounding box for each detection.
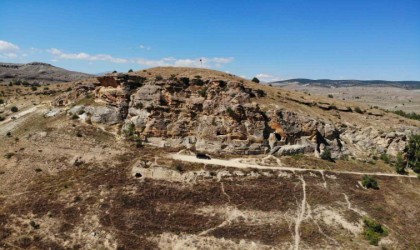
[57,73,419,158]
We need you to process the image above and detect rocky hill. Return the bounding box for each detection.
[1,66,420,249]
[54,67,420,160]
[0,62,92,84]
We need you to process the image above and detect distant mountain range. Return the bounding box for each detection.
[270,78,420,89]
[0,62,92,83]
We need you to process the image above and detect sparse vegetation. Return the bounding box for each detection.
[320,148,333,161]
[11,106,18,112]
[128,69,133,73]
[354,106,363,113]
[155,75,163,81]
[198,87,208,97]
[0,98,4,104]
[361,175,379,189]
[251,77,260,83]
[4,152,15,159]
[405,134,420,173]
[327,94,333,98]
[395,152,408,175]
[392,110,420,121]
[226,107,235,117]
[71,114,79,120]
[362,217,388,246]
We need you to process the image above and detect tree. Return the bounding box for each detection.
[128,69,133,73]
[251,77,260,83]
[405,134,420,173]
[395,152,408,175]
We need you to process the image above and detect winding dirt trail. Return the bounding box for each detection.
[170,153,418,178]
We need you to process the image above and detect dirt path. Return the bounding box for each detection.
[170,153,418,178]
[293,176,307,250]
[0,105,43,135]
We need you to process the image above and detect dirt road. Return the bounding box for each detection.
[171,153,418,178]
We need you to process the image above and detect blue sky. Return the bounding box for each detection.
[0,0,419,81]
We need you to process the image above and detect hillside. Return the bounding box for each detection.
[0,62,92,84]
[0,66,419,249]
[271,78,420,89]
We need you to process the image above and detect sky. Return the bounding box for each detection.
[0,0,419,81]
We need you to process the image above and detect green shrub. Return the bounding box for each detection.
[392,110,420,121]
[128,69,133,73]
[395,152,408,175]
[362,217,388,246]
[0,116,4,122]
[380,153,390,164]
[226,107,235,117]
[0,99,4,104]
[31,86,38,91]
[251,77,260,83]
[11,106,18,112]
[320,148,333,161]
[155,75,163,81]
[198,87,208,97]
[405,134,420,173]
[361,175,379,189]
[327,94,333,98]
[112,70,117,73]
[71,114,79,120]
[6,132,11,137]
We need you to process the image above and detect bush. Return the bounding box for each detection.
[395,152,408,175]
[226,107,235,117]
[405,134,420,173]
[128,69,133,73]
[0,99,4,104]
[327,94,333,98]
[31,86,38,91]
[71,114,79,120]
[320,148,333,161]
[251,77,260,83]
[0,116,4,122]
[380,153,390,164]
[361,175,379,189]
[155,75,163,81]
[198,87,208,97]
[362,217,388,246]
[112,70,117,73]
[354,107,363,113]
[392,110,420,121]
[11,106,18,112]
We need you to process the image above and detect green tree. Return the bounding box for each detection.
[406,134,420,173]
[11,106,18,112]
[128,69,133,73]
[251,77,260,83]
[395,152,407,175]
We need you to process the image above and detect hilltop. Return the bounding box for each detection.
[0,62,92,84]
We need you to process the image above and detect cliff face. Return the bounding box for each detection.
[56,70,418,158]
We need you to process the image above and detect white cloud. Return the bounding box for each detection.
[139,44,151,50]
[47,48,234,68]
[48,48,129,63]
[0,40,19,52]
[0,40,20,58]
[255,73,283,82]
